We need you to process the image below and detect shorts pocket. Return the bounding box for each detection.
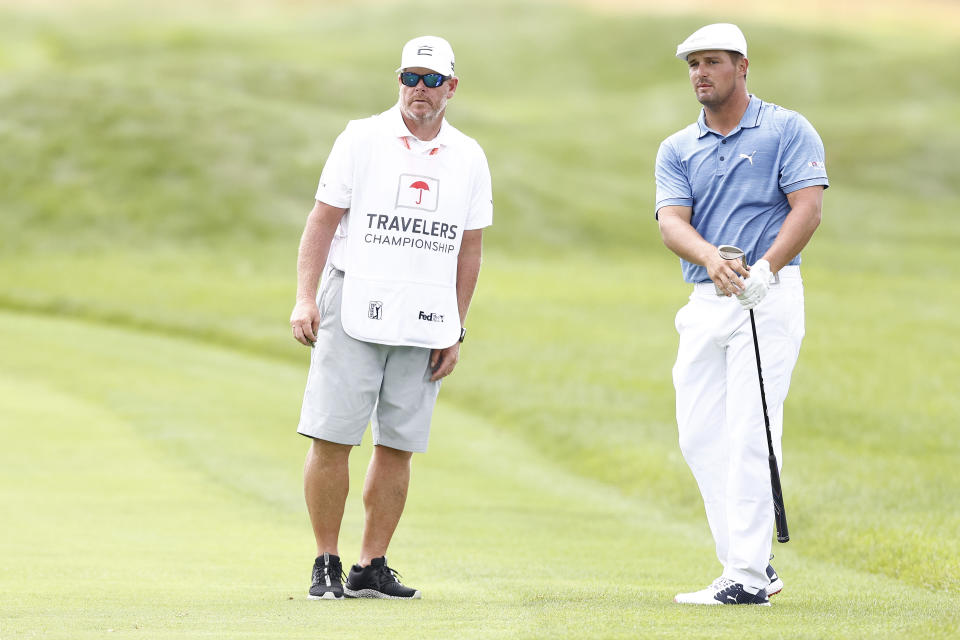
[674,303,690,334]
[318,272,343,318]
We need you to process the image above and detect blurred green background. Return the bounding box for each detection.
[2,0,958,638]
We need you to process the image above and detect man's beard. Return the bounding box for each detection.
[400,92,445,121]
[696,84,733,108]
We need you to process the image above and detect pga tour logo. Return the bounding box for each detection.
[396,174,439,211]
[368,301,383,320]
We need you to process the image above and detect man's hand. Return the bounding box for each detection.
[290,299,321,347]
[737,259,771,309]
[708,249,751,296]
[429,342,460,382]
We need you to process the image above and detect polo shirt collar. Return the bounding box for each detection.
[387,103,453,146]
[696,94,763,138]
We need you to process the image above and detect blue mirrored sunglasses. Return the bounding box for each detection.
[399,71,449,88]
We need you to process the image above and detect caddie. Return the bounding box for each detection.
[654,23,828,605]
[289,35,492,600]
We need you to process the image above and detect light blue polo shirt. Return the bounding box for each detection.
[655,95,829,283]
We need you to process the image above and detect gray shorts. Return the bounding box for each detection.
[296,269,441,453]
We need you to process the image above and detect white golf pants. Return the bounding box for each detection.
[673,266,805,591]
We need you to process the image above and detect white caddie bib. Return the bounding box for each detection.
[339,116,471,348]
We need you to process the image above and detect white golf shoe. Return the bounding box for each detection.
[766,564,784,596]
[674,577,771,605]
[674,577,735,604]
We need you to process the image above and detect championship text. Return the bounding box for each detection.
[363,213,458,254]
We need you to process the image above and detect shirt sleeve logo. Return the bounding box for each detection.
[396,174,439,211]
[808,160,826,170]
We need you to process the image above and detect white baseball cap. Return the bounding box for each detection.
[396,35,456,76]
[675,23,747,60]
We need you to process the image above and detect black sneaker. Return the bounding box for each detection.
[343,556,421,599]
[766,563,784,596]
[308,552,344,600]
[713,581,771,606]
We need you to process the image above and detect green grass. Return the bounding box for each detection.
[1,0,959,637]
[2,311,957,639]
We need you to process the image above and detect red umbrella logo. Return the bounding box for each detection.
[409,180,430,205]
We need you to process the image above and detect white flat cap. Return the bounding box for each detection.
[676,23,747,60]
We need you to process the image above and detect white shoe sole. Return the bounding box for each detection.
[307,592,342,600]
[343,587,422,599]
[675,588,772,606]
[674,596,723,605]
[674,597,771,606]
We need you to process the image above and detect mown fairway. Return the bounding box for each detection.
[1,1,958,638]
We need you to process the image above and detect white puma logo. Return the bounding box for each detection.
[739,151,757,165]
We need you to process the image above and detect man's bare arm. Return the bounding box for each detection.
[760,186,824,272]
[658,205,750,296]
[429,228,483,381]
[290,201,347,346]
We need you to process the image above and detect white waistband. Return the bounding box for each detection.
[692,265,801,293]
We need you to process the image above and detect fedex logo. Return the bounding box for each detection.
[418,311,444,322]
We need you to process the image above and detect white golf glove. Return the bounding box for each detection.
[737,259,771,309]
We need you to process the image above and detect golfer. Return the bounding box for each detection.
[289,35,492,600]
[655,23,828,605]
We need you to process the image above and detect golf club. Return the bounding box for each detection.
[717,245,790,543]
